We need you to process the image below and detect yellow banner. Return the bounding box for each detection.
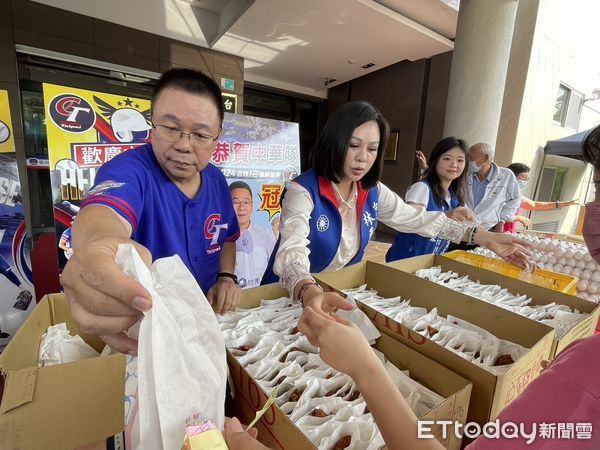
[42,83,151,168]
[0,90,15,153]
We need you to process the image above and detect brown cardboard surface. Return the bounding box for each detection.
[230,283,473,450]
[0,294,125,450]
[388,254,600,356]
[313,261,555,426]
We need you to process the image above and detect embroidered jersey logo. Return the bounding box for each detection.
[84,180,125,198]
[316,214,329,232]
[48,94,96,133]
[205,213,229,253]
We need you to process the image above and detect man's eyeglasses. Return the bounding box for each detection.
[152,123,220,147]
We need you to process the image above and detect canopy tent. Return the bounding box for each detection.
[543,128,593,160]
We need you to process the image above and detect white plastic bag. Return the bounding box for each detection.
[117,244,227,450]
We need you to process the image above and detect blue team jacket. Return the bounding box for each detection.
[261,169,378,284]
[386,180,459,262]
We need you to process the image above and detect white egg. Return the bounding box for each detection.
[592,272,600,283]
[565,250,573,259]
[581,269,592,280]
[578,279,589,291]
[553,264,563,272]
[576,260,586,269]
[584,253,593,263]
[587,262,596,271]
[566,258,576,267]
[562,266,572,275]
[571,268,582,278]
[549,256,557,265]
[558,257,567,265]
[588,282,599,294]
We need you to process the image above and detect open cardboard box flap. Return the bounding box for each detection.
[0,294,125,450]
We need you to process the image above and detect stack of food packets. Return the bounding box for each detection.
[343,285,529,373]
[415,266,588,338]
[217,297,445,450]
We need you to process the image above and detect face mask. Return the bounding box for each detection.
[583,201,600,264]
[468,161,482,174]
[518,180,527,190]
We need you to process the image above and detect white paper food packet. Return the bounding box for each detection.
[117,244,227,450]
[38,322,99,367]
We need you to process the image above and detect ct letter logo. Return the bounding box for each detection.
[48,94,96,133]
[205,213,229,254]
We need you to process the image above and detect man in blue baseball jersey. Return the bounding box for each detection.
[61,69,242,355]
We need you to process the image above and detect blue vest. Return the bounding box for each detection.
[385,181,459,262]
[262,169,379,284]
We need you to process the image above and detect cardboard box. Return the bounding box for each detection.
[388,254,600,356]
[0,294,125,450]
[229,283,473,450]
[314,261,555,426]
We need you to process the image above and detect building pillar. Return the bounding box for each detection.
[496,0,541,166]
[443,0,519,148]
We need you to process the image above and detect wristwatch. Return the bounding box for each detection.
[217,272,239,285]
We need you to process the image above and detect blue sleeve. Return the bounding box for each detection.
[81,154,145,232]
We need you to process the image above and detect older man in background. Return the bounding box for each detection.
[466,142,521,232]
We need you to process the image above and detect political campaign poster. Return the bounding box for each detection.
[0,90,35,351]
[43,83,151,269]
[212,113,300,288]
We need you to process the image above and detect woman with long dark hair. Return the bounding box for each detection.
[260,101,531,318]
[386,137,469,261]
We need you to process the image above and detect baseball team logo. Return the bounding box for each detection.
[205,213,229,253]
[48,94,96,133]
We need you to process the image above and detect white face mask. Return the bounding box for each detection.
[468,160,482,174]
[518,180,528,190]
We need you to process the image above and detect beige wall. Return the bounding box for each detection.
[512,0,600,233]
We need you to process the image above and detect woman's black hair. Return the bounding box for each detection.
[507,162,530,177]
[310,101,389,189]
[421,137,468,207]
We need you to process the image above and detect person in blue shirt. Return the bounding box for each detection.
[61,69,242,355]
[386,137,469,262]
